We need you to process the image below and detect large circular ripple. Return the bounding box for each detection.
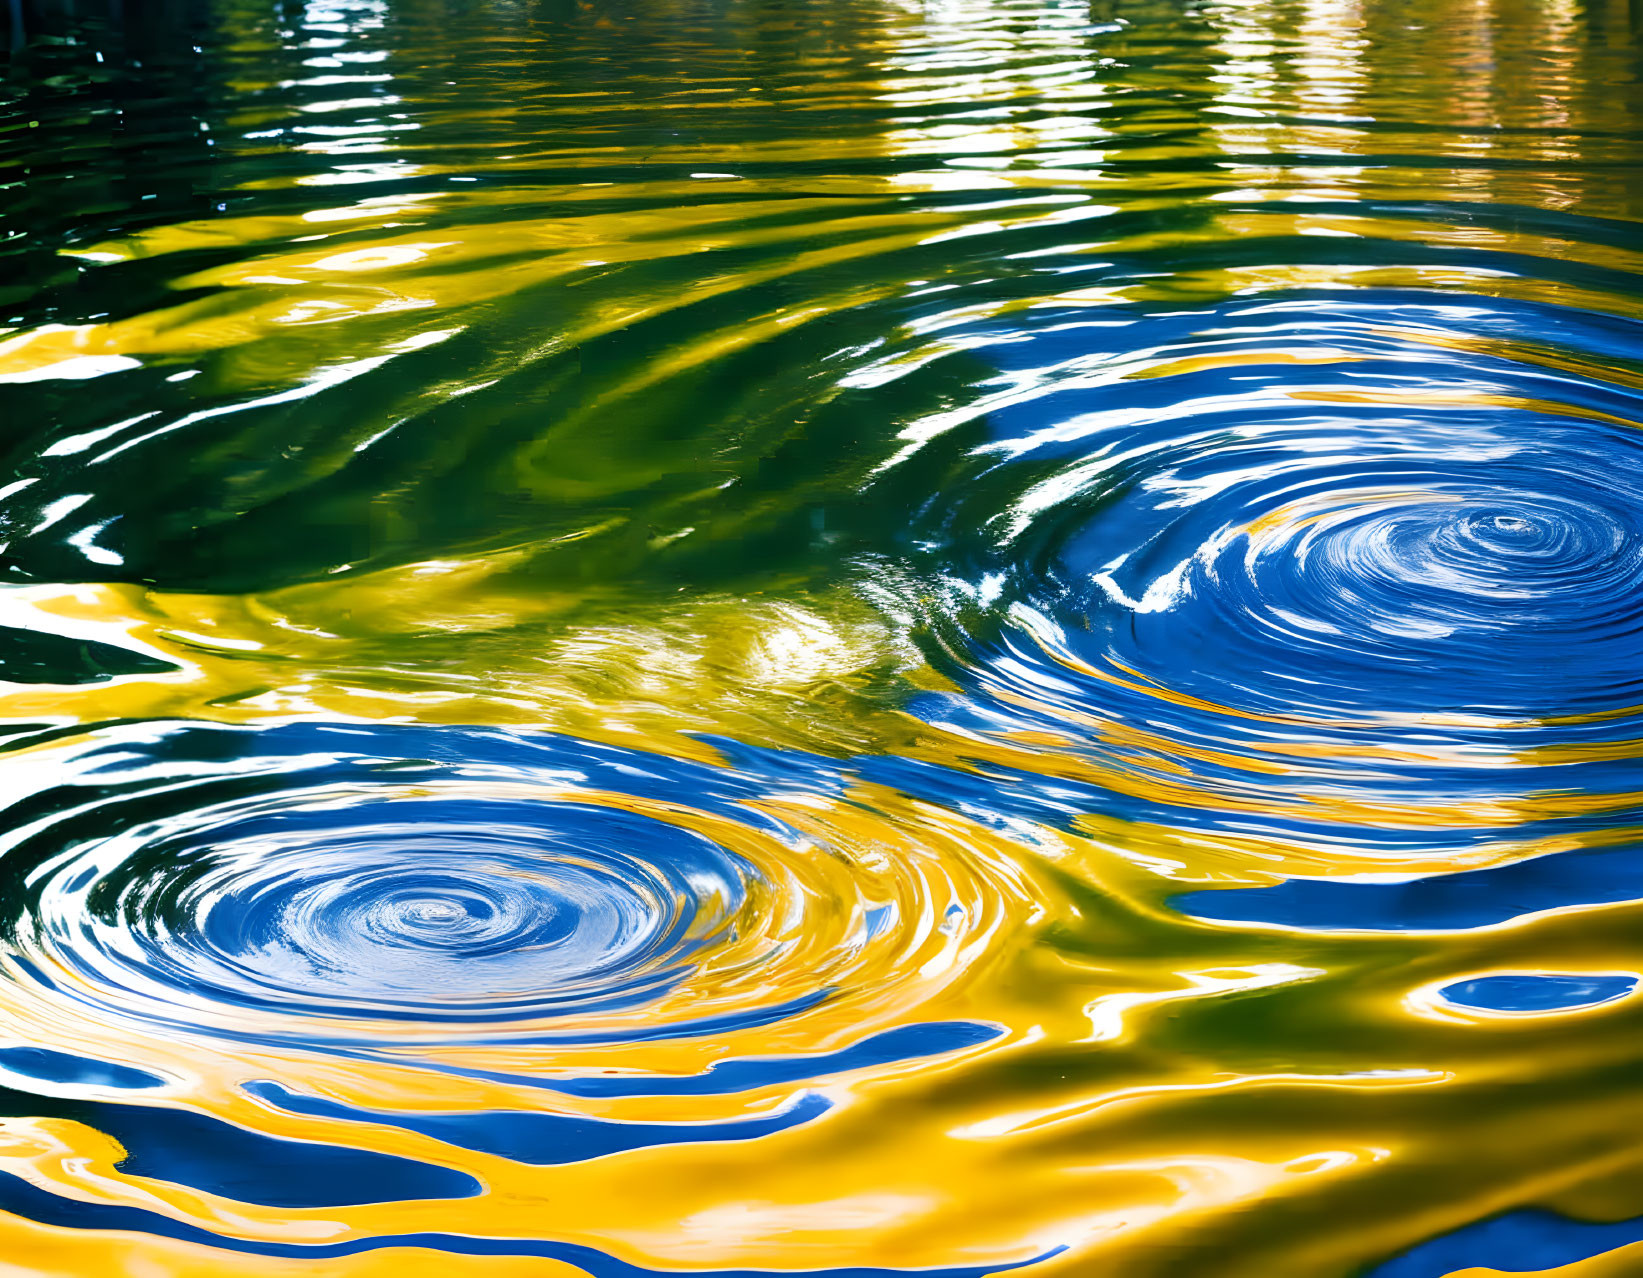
[0,722,1034,1052]
[893,293,1643,832]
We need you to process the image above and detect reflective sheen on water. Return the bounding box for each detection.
[2,0,1643,1274]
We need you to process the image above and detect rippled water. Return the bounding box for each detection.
[2,0,1642,1273]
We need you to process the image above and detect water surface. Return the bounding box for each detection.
[2,0,1643,1274]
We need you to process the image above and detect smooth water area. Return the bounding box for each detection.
[2,0,1643,1274]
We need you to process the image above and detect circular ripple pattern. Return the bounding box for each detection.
[0,722,1032,1050]
[1053,444,1643,719]
[887,293,1643,836]
[45,802,740,1027]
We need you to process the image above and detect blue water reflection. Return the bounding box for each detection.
[1439,973,1637,1013]
[1173,845,1643,932]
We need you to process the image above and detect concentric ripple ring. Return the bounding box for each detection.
[0,722,1038,1054]
[878,294,1643,845]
